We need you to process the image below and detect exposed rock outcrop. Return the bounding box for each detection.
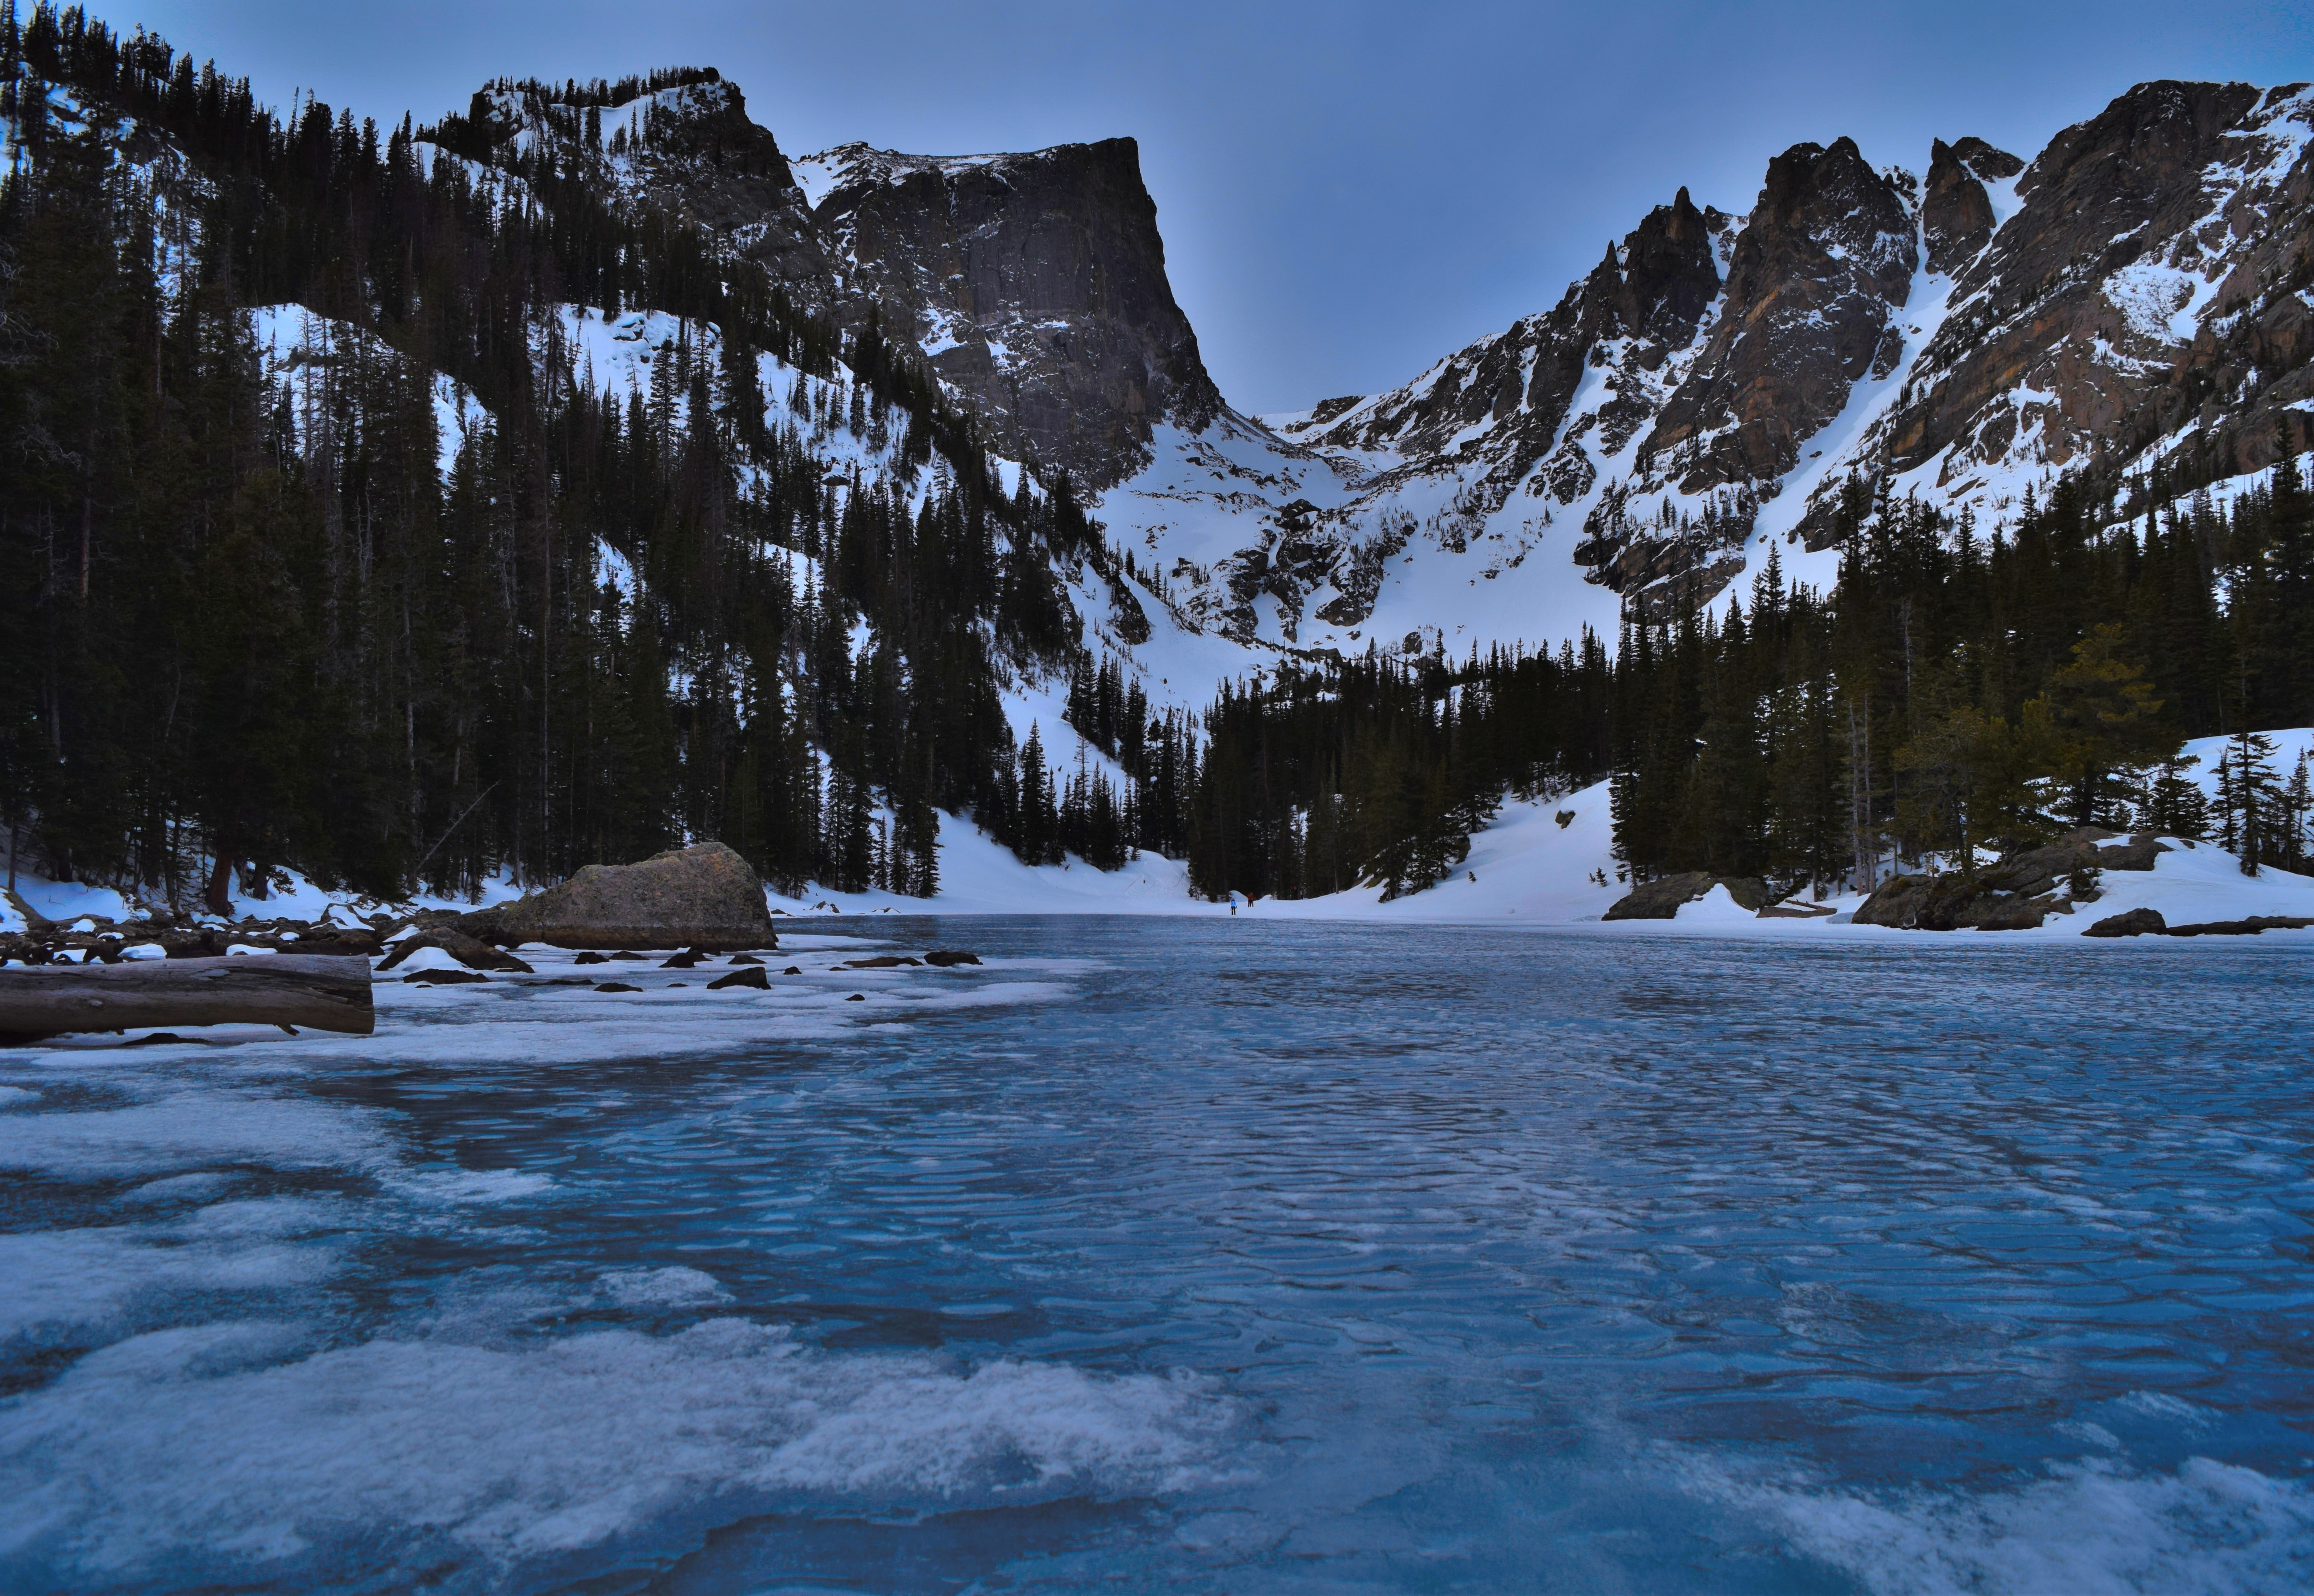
[1603,872,1768,920]
[467,841,779,951]
[1921,137,2014,275]
[1853,829,2167,930]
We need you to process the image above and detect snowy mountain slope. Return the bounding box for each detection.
[1237,143,1949,638]
[254,306,488,479]
[1778,81,2314,545]
[437,69,2314,690]
[1123,79,2314,660]
[1093,157,1904,657]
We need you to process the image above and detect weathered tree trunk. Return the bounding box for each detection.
[204,850,236,917]
[0,955,374,1040]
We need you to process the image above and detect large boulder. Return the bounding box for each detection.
[2092,834,2171,872]
[1603,872,1768,920]
[467,842,779,951]
[2085,907,2166,938]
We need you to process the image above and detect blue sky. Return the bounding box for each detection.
[126,0,2314,415]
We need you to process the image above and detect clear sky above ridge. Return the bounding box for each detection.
[123,0,2314,416]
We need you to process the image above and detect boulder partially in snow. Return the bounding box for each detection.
[2163,915,2314,937]
[377,928,532,974]
[1855,872,2047,930]
[2092,834,2172,872]
[465,841,778,952]
[1604,872,1768,920]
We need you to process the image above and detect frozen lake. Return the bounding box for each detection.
[3,918,2312,1592]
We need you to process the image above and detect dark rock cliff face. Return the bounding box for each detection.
[1605,186,1725,345]
[497,86,1225,492]
[798,140,1222,488]
[1895,81,2267,479]
[1922,140,1991,274]
[1642,138,1917,494]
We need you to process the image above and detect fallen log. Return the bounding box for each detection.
[0,955,374,1041]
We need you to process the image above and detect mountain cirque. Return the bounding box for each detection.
[468,73,2314,657]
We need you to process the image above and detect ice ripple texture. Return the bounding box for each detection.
[2,919,2312,1593]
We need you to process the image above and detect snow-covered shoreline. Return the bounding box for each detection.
[763,725,2314,940]
[12,730,2314,947]
[756,785,2314,944]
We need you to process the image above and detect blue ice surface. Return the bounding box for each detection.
[2,916,2311,1593]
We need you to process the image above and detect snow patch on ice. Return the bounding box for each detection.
[1691,1451,2314,1596]
[602,1266,730,1307]
[0,1094,398,1184]
[0,1318,1237,1580]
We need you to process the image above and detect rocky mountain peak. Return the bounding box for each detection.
[1947,136,2026,180]
[1796,78,2314,545]
[1598,185,1724,348]
[1923,137,2007,274]
[1640,136,1916,496]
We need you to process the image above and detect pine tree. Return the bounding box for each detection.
[2282,753,2312,872]
[1016,721,1056,866]
[2215,727,2281,874]
[2027,623,2179,829]
[2142,755,2211,840]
